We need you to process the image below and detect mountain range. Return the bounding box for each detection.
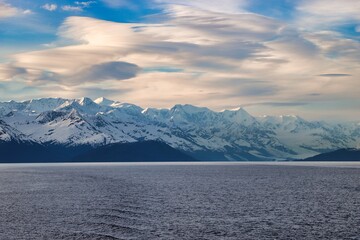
[0,97,359,162]
[304,149,360,161]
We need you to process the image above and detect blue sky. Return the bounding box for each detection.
[0,0,360,120]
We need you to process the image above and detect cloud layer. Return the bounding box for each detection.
[0,1,19,19]
[42,4,58,11]
[297,0,360,26]
[0,0,360,120]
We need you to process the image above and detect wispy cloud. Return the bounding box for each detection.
[62,5,83,12]
[241,102,309,107]
[1,1,360,119]
[22,9,33,15]
[41,1,95,12]
[0,65,27,81]
[75,1,96,7]
[62,1,96,12]
[154,0,248,13]
[0,1,32,18]
[318,74,352,77]
[42,3,58,11]
[65,61,141,84]
[297,0,360,28]
[0,1,19,18]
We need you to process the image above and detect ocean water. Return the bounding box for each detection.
[0,162,360,239]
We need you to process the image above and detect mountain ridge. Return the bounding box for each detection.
[0,97,359,161]
[0,140,194,163]
[303,148,360,161]
[73,140,196,162]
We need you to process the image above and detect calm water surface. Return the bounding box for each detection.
[0,162,360,239]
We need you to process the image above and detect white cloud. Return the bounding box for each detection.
[0,1,19,18]
[41,3,58,11]
[0,1,32,18]
[61,1,95,12]
[1,3,360,119]
[0,65,26,81]
[75,1,96,7]
[22,9,33,14]
[62,5,83,11]
[101,0,248,12]
[297,0,360,27]
[155,0,248,13]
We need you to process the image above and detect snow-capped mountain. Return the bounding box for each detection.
[0,119,28,142]
[0,97,359,160]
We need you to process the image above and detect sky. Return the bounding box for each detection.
[0,0,360,120]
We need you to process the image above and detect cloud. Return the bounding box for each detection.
[0,81,41,102]
[42,1,95,12]
[22,9,33,15]
[154,0,248,13]
[297,0,360,28]
[304,31,360,62]
[0,1,32,18]
[0,65,27,81]
[0,0,33,20]
[162,5,283,42]
[101,0,248,12]
[0,2,19,18]
[62,5,83,11]
[42,3,58,11]
[75,1,96,7]
[318,74,352,77]
[69,61,141,83]
[241,102,309,107]
[1,3,360,120]
[76,86,131,99]
[61,1,96,12]
[238,84,279,97]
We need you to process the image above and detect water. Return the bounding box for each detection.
[0,162,360,239]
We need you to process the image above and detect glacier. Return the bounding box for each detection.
[0,97,359,161]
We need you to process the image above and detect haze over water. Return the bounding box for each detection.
[0,162,360,239]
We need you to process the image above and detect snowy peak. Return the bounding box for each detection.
[77,97,94,106]
[0,97,359,160]
[23,98,67,114]
[110,103,144,119]
[55,98,103,115]
[142,108,169,122]
[167,104,218,127]
[171,104,210,114]
[221,107,256,125]
[94,97,115,106]
[115,102,143,111]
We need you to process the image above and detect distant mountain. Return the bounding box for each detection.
[0,97,359,162]
[303,149,360,161]
[73,141,196,162]
[0,140,194,163]
[0,141,92,163]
